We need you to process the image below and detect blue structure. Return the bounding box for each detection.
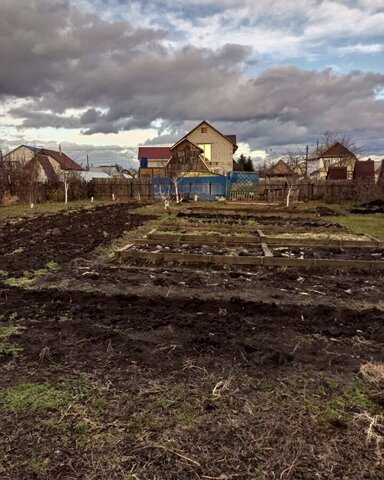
[152,172,259,201]
[152,176,227,201]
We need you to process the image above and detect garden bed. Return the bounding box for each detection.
[272,246,384,260]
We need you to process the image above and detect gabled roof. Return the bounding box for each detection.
[169,137,204,152]
[260,159,296,177]
[26,155,59,182]
[41,148,82,170]
[3,144,42,157]
[166,138,212,173]
[138,146,172,161]
[320,142,356,159]
[174,120,238,153]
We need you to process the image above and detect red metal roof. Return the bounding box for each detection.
[138,146,172,160]
[41,148,82,171]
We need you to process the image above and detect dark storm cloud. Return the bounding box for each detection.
[2,0,384,152]
[0,0,166,98]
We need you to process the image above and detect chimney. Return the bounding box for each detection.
[59,144,62,156]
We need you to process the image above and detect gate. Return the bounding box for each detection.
[226,172,259,200]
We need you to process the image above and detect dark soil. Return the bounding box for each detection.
[0,204,383,479]
[132,243,263,256]
[178,212,346,229]
[0,203,151,276]
[0,286,383,479]
[351,199,384,214]
[273,246,384,260]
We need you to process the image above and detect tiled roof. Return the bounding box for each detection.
[41,148,82,170]
[138,146,172,160]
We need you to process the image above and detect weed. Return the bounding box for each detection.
[0,270,8,279]
[0,383,73,411]
[29,455,50,474]
[0,325,25,358]
[3,276,36,288]
[45,260,59,271]
[3,261,59,288]
[309,380,374,425]
[74,421,90,433]
[0,342,23,358]
[0,325,25,339]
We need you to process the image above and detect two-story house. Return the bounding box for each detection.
[138,121,238,178]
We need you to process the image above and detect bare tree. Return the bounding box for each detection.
[318,131,363,156]
[284,149,306,176]
[59,170,82,204]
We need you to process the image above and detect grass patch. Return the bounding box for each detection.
[0,342,23,358]
[0,383,73,411]
[309,380,375,426]
[0,325,26,358]
[3,261,60,288]
[327,214,384,241]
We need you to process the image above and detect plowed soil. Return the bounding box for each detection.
[0,203,149,276]
[178,212,346,229]
[0,203,383,480]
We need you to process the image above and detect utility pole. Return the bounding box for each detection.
[86,154,89,171]
[305,145,309,177]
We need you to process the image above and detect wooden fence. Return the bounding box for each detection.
[92,178,152,199]
[259,178,384,203]
[2,176,384,205]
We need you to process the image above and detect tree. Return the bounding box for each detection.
[59,170,82,204]
[318,131,363,156]
[284,149,306,176]
[237,154,254,171]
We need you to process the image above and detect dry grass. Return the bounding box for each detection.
[360,362,384,390]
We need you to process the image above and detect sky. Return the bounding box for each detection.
[0,0,383,168]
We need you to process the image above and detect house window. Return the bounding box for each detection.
[201,127,207,133]
[197,143,212,161]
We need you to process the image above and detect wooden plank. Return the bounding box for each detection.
[364,233,382,244]
[119,248,384,270]
[145,228,158,239]
[261,243,273,257]
[116,243,134,252]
